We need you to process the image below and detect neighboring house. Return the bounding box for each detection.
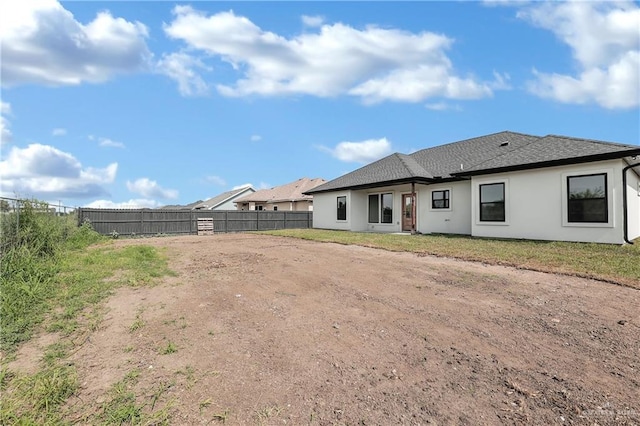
[192,186,256,210]
[159,200,203,210]
[306,131,640,244]
[235,177,327,211]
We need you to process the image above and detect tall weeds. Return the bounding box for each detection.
[0,201,102,352]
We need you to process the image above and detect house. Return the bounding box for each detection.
[235,177,327,211]
[306,131,640,244]
[159,200,203,210]
[192,186,256,210]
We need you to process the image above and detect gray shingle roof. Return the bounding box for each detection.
[310,153,433,193]
[458,134,640,174]
[192,186,254,210]
[307,131,640,194]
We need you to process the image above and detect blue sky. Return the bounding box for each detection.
[1,0,638,209]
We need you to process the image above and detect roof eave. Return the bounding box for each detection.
[453,149,640,177]
[305,176,455,195]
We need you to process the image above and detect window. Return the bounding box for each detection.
[368,194,379,223]
[337,196,346,221]
[273,206,278,211]
[432,190,450,209]
[256,205,263,211]
[567,173,607,223]
[479,183,505,222]
[368,193,393,224]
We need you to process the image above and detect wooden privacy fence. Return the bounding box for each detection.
[77,208,312,236]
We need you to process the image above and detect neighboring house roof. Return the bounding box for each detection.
[159,200,203,209]
[235,177,327,204]
[307,131,640,194]
[192,186,255,210]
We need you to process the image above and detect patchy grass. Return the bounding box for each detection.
[159,341,178,355]
[1,206,175,424]
[94,369,172,425]
[0,364,78,425]
[260,229,640,288]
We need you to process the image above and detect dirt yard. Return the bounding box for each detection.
[23,234,640,424]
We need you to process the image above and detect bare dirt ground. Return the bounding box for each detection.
[19,234,640,424]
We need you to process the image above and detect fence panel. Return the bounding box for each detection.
[77,208,312,236]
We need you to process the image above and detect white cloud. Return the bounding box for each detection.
[319,138,393,163]
[0,0,151,87]
[483,0,531,7]
[84,198,160,209]
[302,15,324,27]
[157,51,210,96]
[99,137,125,148]
[349,67,492,105]
[204,175,226,186]
[163,7,499,103]
[518,1,640,109]
[52,128,67,136]
[1,101,12,145]
[425,102,462,111]
[251,182,271,190]
[126,178,178,200]
[250,134,262,142]
[81,163,117,183]
[0,143,116,198]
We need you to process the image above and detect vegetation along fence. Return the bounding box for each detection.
[0,197,77,255]
[77,208,313,236]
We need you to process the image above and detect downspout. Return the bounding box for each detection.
[623,163,640,244]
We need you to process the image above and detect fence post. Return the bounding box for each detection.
[224,210,228,233]
[283,211,287,229]
[256,210,259,231]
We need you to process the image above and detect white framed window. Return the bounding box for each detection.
[336,196,347,221]
[479,183,505,222]
[475,179,509,226]
[562,169,613,228]
[430,188,451,211]
[567,173,607,223]
[368,193,393,224]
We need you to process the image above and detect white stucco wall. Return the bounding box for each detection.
[471,159,629,244]
[417,181,472,235]
[312,186,412,232]
[360,184,411,233]
[312,159,638,243]
[311,191,352,230]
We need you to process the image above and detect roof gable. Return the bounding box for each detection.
[193,186,255,210]
[309,153,433,193]
[235,177,327,203]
